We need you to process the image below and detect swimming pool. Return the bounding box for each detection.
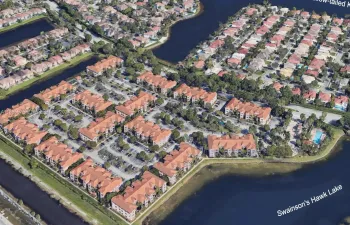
[334,105,346,111]
[313,130,323,145]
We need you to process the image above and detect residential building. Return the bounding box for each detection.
[116,91,156,117]
[34,81,75,104]
[303,90,317,102]
[34,137,83,174]
[208,134,257,157]
[86,56,123,76]
[124,116,171,146]
[153,142,201,184]
[0,99,39,126]
[3,118,47,145]
[224,98,271,124]
[173,84,217,106]
[73,90,113,113]
[70,158,123,198]
[318,92,331,104]
[79,112,124,142]
[136,71,177,95]
[335,96,348,110]
[111,171,166,221]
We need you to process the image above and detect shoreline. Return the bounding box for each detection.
[134,129,345,225]
[0,53,94,100]
[0,15,47,34]
[145,1,204,52]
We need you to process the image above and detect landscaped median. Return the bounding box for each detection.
[0,134,129,225]
[0,52,94,100]
[0,15,47,34]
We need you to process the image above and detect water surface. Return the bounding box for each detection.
[160,141,350,225]
[0,19,54,49]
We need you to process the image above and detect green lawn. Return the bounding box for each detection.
[0,138,128,225]
[0,53,94,100]
[0,15,46,34]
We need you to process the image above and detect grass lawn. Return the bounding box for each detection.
[0,138,128,225]
[0,53,94,100]
[0,15,46,34]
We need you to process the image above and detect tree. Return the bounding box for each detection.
[171,129,180,140]
[39,113,46,120]
[320,112,327,121]
[69,125,79,139]
[104,162,111,169]
[78,146,86,153]
[74,115,83,122]
[152,64,162,74]
[29,159,38,169]
[84,33,92,42]
[136,151,149,161]
[102,93,109,101]
[150,145,160,152]
[158,151,167,159]
[24,144,35,155]
[156,98,164,105]
[300,113,306,122]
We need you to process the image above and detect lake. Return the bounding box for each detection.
[153,0,350,63]
[159,140,350,225]
[0,18,54,49]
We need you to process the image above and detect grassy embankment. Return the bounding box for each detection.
[134,129,345,225]
[0,15,46,34]
[0,136,128,225]
[0,53,94,100]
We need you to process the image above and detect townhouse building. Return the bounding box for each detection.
[3,118,47,145]
[0,99,39,126]
[70,158,123,199]
[86,56,123,76]
[173,84,217,106]
[111,171,166,221]
[208,134,257,157]
[72,90,113,113]
[34,81,75,104]
[79,111,125,142]
[34,137,83,174]
[153,142,201,184]
[224,98,271,125]
[136,71,177,95]
[115,91,156,117]
[124,116,171,146]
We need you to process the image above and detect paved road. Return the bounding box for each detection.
[0,214,12,225]
[286,104,342,124]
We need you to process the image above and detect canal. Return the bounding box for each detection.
[0,56,98,111]
[0,159,87,225]
[0,18,54,49]
[153,0,350,63]
[159,140,350,225]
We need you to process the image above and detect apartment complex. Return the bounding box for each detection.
[79,111,125,142]
[173,84,217,106]
[124,116,171,146]
[153,142,201,184]
[34,136,83,174]
[86,56,123,76]
[208,134,257,157]
[34,81,75,104]
[136,71,177,95]
[224,98,272,124]
[3,118,47,145]
[115,91,156,117]
[0,99,39,126]
[72,90,113,113]
[70,158,123,198]
[111,171,166,221]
